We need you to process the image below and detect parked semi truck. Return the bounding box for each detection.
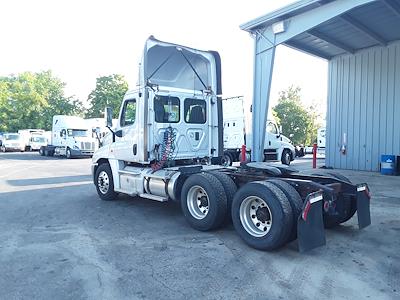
[39,115,96,158]
[91,37,371,252]
[222,96,295,166]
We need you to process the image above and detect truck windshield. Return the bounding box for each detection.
[5,134,19,140]
[32,136,46,143]
[67,129,88,137]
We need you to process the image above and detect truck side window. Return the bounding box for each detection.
[267,122,278,134]
[154,96,180,123]
[184,98,206,124]
[120,99,136,127]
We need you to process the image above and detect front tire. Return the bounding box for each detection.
[221,152,233,166]
[181,173,228,231]
[95,163,117,201]
[281,149,291,165]
[66,148,72,159]
[231,181,293,250]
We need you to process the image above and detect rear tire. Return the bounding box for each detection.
[231,181,293,250]
[209,171,237,221]
[95,163,117,201]
[326,172,356,224]
[267,179,303,242]
[313,172,356,228]
[181,173,228,231]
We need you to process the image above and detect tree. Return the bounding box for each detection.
[86,74,128,119]
[0,71,83,132]
[272,86,320,145]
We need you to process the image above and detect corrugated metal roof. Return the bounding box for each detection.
[242,0,400,59]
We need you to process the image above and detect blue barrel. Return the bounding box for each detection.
[381,155,396,175]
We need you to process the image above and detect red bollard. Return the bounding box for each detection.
[241,145,246,162]
[312,143,317,169]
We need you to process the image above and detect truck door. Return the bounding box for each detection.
[114,98,138,162]
[263,121,283,161]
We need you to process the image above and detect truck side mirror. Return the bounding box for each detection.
[105,107,113,128]
[279,125,283,134]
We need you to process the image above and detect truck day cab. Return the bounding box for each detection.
[40,115,96,158]
[91,37,371,252]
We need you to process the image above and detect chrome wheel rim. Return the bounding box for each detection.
[187,185,209,219]
[98,171,110,194]
[239,196,272,237]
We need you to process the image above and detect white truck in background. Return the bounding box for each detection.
[317,127,326,157]
[0,133,25,152]
[85,118,118,147]
[222,97,296,166]
[39,115,96,158]
[18,129,45,151]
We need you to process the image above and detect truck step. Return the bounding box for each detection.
[139,193,168,202]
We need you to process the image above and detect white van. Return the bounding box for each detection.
[0,133,25,152]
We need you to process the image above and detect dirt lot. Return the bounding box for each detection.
[0,152,399,300]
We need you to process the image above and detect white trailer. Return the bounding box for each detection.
[90,37,371,253]
[39,115,96,158]
[222,97,296,166]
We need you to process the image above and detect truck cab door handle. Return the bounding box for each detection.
[133,144,137,155]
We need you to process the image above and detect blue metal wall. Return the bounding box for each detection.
[326,41,400,171]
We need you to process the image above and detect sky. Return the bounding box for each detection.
[0,0,328,116]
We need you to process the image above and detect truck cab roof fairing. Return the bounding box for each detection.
[143,36,218,93]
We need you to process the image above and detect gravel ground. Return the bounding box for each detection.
[0,152,399,300]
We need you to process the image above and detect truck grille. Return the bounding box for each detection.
[81,142,94,150]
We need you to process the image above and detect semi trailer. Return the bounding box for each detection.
[40,115,96,158]
[91,37,371,252]
[222,96,296,166]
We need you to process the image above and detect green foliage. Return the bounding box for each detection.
[273,85,320,145]
[0,71,83,132]
[86,74,128,119]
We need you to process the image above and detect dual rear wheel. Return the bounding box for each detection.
[181,173,303,250]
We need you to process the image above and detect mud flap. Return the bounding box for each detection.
[297,191,326,252]
[356,184,371,229]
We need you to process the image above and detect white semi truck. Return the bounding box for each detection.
[91,36,371,252]
[222,97,295,166]
[39,115,96,158]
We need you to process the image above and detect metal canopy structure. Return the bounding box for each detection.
[241,0,400,162]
